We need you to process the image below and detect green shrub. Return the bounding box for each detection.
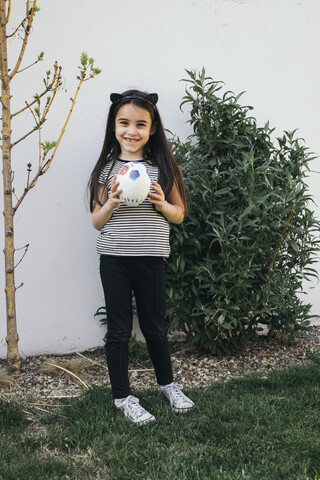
[166,68,320,355]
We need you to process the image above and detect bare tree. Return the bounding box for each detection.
[0,0,100,371]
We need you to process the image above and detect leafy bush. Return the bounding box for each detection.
[166,69,320,355]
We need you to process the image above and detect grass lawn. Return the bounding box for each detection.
[0,363,320,480]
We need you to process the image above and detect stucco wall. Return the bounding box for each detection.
[1,0,320,357]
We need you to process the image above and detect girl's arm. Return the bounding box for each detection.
[148,181,185,224]
[92,177,125,231]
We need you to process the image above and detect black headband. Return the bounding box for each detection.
[110,92,158,109]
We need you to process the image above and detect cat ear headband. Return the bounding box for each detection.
[110,92,158,109]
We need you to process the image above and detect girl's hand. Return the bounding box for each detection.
[91,176,125,230]
[148,180,185,224]
[148,181,167,212]
[107,176,125,210]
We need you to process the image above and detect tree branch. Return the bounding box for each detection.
[40,68,61,122]
[11,99,40,147]
[13,53,101,211]
[13,167,43,212]
[11,67,61,149]
[11,62,60,118]
[0,0,8,88]
[37,103,41,168]
[15,53,43,75]
[11,126,37,148]
[43,77,85,174]
[26,99,38,124]
[13,78,85,211]
[15,282,24,292]
[5,21,22,40]
[268,210,295,275]
[9,0,37,80]
[14,244,30,271]
[5,0,11,25]
[4,8,31,43]
[26,163,31,188]
[11,82,59,147]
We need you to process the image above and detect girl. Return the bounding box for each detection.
[88,90,194,424]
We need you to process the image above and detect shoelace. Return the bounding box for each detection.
[123,395,146,419]
[166,383,193,406]
[165,383,187,402]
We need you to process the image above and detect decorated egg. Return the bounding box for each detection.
[116,161,151,206]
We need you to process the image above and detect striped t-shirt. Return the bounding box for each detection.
[96,158,170,257]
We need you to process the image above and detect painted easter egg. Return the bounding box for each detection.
[116,161,151,206]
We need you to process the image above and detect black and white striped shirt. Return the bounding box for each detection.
[96,159,170,257]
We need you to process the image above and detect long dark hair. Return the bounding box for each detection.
[88,89,186,213]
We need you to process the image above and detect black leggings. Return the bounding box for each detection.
[99,255,173,399]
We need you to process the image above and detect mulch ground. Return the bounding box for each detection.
[0,326,319,401]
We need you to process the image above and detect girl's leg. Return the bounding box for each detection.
[99,256,133,399]
[132,257,174,386]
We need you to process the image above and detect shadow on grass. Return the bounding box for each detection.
[1,364,320,479]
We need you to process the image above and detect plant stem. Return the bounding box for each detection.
[9,0,37,80]
[268,210,295,275]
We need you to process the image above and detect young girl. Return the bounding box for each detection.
[88,90,194,424]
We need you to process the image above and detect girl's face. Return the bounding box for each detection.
[114,103,154,160]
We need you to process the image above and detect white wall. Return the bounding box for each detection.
[1,0,320,357]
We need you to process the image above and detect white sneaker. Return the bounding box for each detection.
[114,395,155,424]
[160,383,195,413]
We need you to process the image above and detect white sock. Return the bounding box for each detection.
[114,396,129,407]
[160,382,173,390]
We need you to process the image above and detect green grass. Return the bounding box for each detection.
[1,364,320,480]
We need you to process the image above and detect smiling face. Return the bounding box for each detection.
[114,103,154,160]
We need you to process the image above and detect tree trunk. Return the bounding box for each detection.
[1,1,20,372]
[1,2,99,372]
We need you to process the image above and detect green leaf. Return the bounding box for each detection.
[80,52,88,67]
